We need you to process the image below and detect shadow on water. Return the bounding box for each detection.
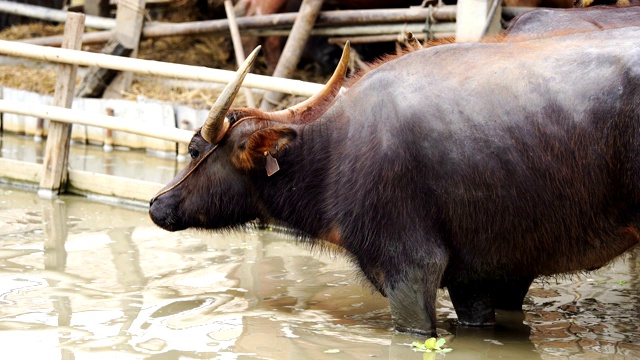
[0,184,638,359]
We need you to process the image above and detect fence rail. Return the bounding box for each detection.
[0,40,324,98]
[0,99,193,144]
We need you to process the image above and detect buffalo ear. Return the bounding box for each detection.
[232,126,297,172]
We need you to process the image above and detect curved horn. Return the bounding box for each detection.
[265,41,350,124]
[202,46,261,144]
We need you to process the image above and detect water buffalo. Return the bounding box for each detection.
[150,26,640,336]
[574,0,638,8]
[504,4,640,40]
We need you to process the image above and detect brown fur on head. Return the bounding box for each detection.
[230,124,297,172]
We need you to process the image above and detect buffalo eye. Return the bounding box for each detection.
[189,146,200,159]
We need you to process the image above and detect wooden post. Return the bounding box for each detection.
[84,0,112,18]
[38,12,85,198]
[260,0,324,111]
[224,0,256,108]
[104,107,115,152]
[177,119,191,162]
[103,0,146,99]
[75,42,133,98]
[455,0,501,42]
[34,118,44,143]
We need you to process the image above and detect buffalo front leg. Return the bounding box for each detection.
[382,250,447,337]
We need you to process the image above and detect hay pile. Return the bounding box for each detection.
[0,0,323,109]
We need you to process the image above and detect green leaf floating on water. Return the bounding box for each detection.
[411,337,452,354]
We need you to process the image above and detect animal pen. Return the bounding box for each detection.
[0,0,525,203]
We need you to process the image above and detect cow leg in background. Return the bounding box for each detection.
[490,276,534,310]
[447,279,496,327]
[447,276,532,325]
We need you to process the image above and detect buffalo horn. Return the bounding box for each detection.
[201,46,261,144]
[266,41,350,124]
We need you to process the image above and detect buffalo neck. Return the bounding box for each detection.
[254,109,342,239]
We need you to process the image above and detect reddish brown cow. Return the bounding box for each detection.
[237,0,581,73]
[503,0,573,7]
[574,0,639,8]
[236,0,426,72]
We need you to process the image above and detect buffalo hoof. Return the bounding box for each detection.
[447,282,496,327]
[456,318,496,327]
[394,325,438,337]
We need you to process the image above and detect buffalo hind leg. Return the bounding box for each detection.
[490,276,533,311]
[447,280,496,327]
[448,277,533,326]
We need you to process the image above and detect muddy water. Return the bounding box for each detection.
[0,185,639,360]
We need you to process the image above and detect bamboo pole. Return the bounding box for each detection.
[327,31,455,45]
[141,7,459,38]
[39,13,86,198]
[0,1,116,29]
[0,40,324,97]
[21,22,459,47]
[0,99,193,144]
[17,19,455,46]
[20,30,115,47]
[261,0,324,111]
[224,0,255,108]
[252,22,457,37]
[19,6,463,47]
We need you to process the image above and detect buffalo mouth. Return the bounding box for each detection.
[149,205,187,232]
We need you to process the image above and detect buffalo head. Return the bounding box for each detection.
[149,43,350,232]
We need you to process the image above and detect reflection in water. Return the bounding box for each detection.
[0,184,638,359]
[42,200,73,360]
[524,250,640,359]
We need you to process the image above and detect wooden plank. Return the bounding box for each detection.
[0,158,163,203]
[260,0,324,111]
[0,99,193,144]
[104,0,147,99]
[67,170,163,204]
[0,158,41,184]
[39,12,86,198]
